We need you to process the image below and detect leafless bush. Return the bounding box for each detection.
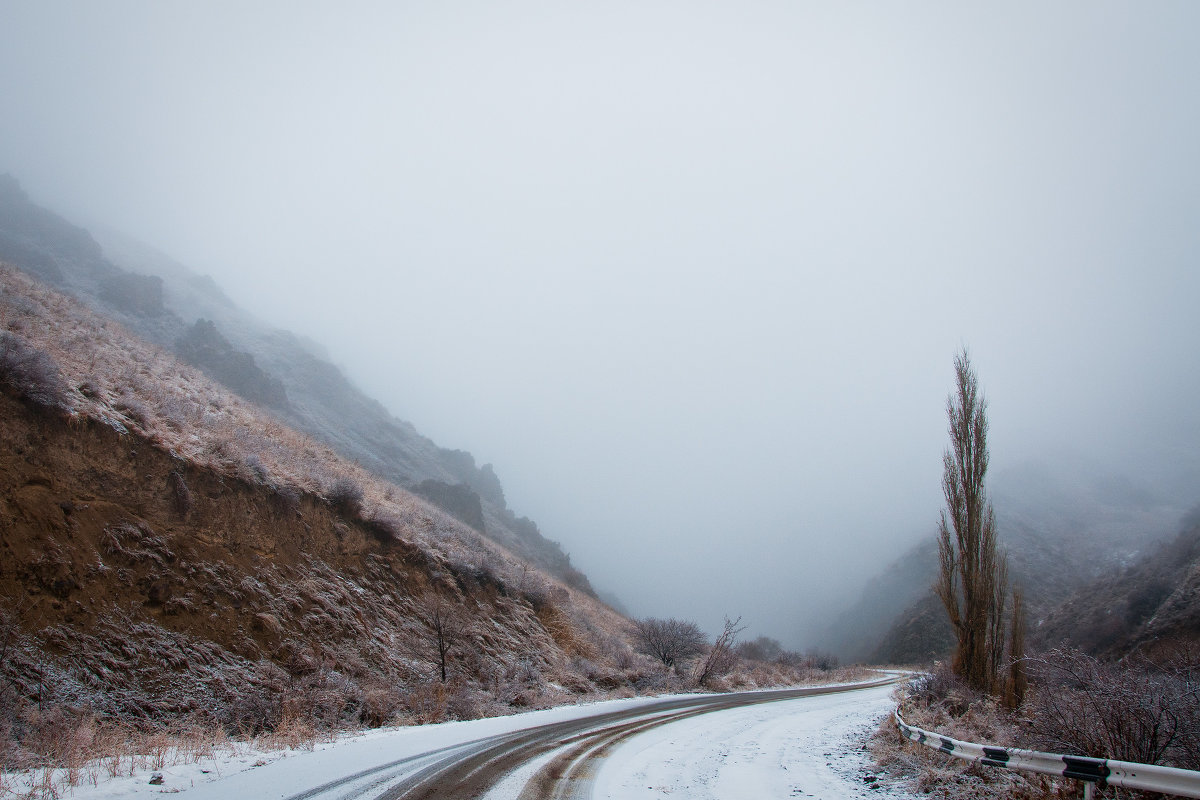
[402,682,448,724]
[446,556,507,596]
[362,511,403,543]
[445,681,495,720]
[736,635,784,662]
[358,685,404,728]
[631,668,684,694]
[0,330,69,408]
[523,583,552,611]
[632,617,707,672]
[279,669,362,731]
[404,592,476,683]
[327,476,364,517]
[906,660,989,718]
[695,616,744,687]
[797,649,839,670]
[1027,647,1200,768]
[226,688,282,734]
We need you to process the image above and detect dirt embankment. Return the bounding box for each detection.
[0,389,564,724]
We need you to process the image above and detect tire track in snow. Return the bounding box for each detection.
[279,677,900,800]
[512,679,901,800]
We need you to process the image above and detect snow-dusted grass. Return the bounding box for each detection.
[0,265,603,626]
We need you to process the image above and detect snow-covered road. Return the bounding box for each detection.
[39,679,910,799]
[590,682,905,799]
[483,681,908,800]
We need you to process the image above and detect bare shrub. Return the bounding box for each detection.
[801,649,839,671]
[523,583,551,612]
[497,657,546,707]
[905,661,992,720]
[0,330,69,408]
[327,477,364,517]
[886,665,1062,800]
[279,669,362,732]
[736,636,784,662]
[405,592,475,684]
[1027,647,1200,767]
[362,511,402,543]
[402,682,448,724]
[445,681,493,720]
[226,689,281,734]
[695,616,744,688]
[632,617,707,672]
[447,556,507,596]
[631,668,683,694]
[259,711,320,752]
[359,685,403,728]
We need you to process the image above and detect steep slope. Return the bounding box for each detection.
[0,266,633,726]
[99,230,593,591]
[820,462,1186,664]
[0,175,590,593]
[1034,509,1200,658]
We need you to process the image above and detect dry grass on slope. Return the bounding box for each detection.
[0,264,655,795]
[0,264,627,641]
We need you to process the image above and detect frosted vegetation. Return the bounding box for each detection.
[0,265,866,798]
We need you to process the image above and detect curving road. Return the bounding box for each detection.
[275,676,900,800]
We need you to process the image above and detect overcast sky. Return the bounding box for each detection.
[2,2,1199,646]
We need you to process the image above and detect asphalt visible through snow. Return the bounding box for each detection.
[276,676,902,800]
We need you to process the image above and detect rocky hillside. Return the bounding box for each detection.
[0,265,634,727]
[1034,509,1200,658]
[821,462,1188,664]
[0,174,590,594]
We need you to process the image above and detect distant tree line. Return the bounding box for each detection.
[631,617,840,687]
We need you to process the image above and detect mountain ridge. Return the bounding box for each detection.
[0,175,594,597]
[0,261,636,727]
[818,457,1189,664]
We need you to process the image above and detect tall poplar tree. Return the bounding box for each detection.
[935,350,1008,693]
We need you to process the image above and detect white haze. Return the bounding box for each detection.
[2,2,1198,645]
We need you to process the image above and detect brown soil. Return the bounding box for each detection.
[0,389,559,722]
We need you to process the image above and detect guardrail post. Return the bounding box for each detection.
[1083,782,1094,800]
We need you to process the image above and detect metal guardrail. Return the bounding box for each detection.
[896,711,1200,799]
